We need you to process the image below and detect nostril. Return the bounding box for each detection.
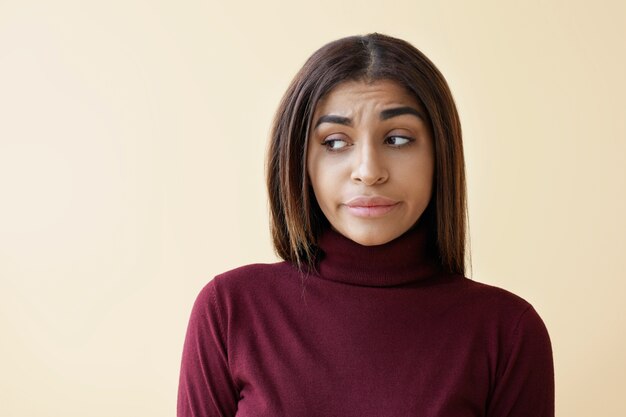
[352,165,388,185]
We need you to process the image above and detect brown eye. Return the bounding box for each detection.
[385,136,413,146]
[322,138,349,150]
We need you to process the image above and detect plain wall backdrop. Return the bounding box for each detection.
[1,0,625,416]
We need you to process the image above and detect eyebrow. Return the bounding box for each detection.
[313,106,425,129]
[380,106,425,121]
[314,115,352,129]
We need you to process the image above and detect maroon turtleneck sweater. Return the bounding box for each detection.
[177,222,554,416]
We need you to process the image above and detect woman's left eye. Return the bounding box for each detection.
[385,136,413,146]
[322,138,349,150]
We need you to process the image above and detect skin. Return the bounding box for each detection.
[306,79,435,246]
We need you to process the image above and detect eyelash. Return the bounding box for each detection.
[320,138,348,151]
[321,136,414,151]
[384,136,414,146]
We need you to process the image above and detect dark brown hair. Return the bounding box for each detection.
[266,33,467,275]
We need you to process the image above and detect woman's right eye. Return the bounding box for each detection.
[321,138,349,151]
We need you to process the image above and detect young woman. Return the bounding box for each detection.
[177,33,555,417]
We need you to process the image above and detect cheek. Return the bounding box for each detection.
[418,145,435,183]
[422,157,435,185]
[307,159,327,204]
[307,150,340,200]
[309,170,333,205]
[399,155,435,200]
[420,163,435,196]
[309,167,345,215]
[305,147,319,194]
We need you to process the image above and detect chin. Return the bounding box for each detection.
[354,237,392,246]
[342,228,399,247]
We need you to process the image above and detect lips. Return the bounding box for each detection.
[344,196,400,218]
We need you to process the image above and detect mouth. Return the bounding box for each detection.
[343,196,400,218]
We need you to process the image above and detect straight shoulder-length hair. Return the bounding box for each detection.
[266,33,467,276]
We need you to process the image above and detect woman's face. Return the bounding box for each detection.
[306,79,435,246]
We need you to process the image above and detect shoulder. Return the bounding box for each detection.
[454,277,551,344]
[195,261,299,306]
[453,276,534,315]
[440,276,551,340]
[212,261,297,289]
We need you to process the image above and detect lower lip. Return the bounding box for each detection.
[345,203,400,218]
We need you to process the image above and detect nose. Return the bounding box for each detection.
[350,142,389,185]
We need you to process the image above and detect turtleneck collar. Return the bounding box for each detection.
[314,219,443,287]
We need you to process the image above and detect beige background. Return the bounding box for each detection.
[1,0,624,415]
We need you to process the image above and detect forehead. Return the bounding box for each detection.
[314,79,421,115]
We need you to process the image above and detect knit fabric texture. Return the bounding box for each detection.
[177,222,555,416]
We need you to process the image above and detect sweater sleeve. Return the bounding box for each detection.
[486,304,555,417]
[177,279,239,417]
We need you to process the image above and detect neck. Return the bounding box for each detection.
[314,219,443,287]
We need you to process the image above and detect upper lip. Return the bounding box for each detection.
[345,196,399,207]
